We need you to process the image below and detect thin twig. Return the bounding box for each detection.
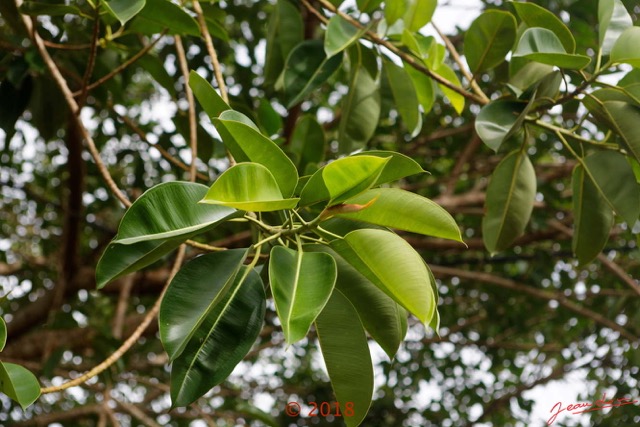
[112,275,134,340]
[77,5,101,109]
[175,35,199,182]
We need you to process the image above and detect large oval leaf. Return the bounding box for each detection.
[299,155,390,207]
[572,165,614,265]
[200,163,299,212]
[332,188,462,242]
[269,246,336,344]
[170,268,265,407]
[510,1,576,53]
[0,362,41,409]
[315,290,373,427]
[513,28,590,70]
[403,0,437,32]
[475,100,525,151]
[611,27,640,67]
[331,229,435,324]
[159,249,248,361]
[598,0,633,55]
[383,59,422,137]
[355,150,425,185]
[464,10,517,74]
[482,150,536,254]
[213,111,298,197]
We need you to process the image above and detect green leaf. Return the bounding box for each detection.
[201,163,299,212]
[403,0,437,32]
[598,0,633,55]
[510,1,576,53]
[610,27,640,67]
[269,246,337,344]
[572,165,614,265]
[283,40,342,108]
[299,155,390,207]
[171,268,265,407]
[383,59,422,137]
[597,101,640,164]
[385,0,406,26]
[357,0,383,14]
[315,290,373,427]
[19,1,82,17]
[0,317,6,352]
[96,182,238,288]
[264,0,304,86]
[464,10,517,74]
[475,100,525,151]
[331,229,436,324]
[482,150,536,253]
[257,100,283,136]
[513,28,590,69]
[289,115,325,173]
[333,188,463,242]
[405,63,436,114]
[508,62,555,97]
[435,64,465,114]
[324,15,367,57]
[189,71,230,119]
[305,245,407,359]
[159,250,248,361]
[0,362,41,409]
[213,111,298,197]
[355,150,425,185]
[583,151,640,226]
[132,0,199,36]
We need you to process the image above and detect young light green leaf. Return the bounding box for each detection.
[510,1,576,53]
[324,15,367,57]
[610,27,640,67]
[464,10,517,74]
[132,0,199,36]
[583,151,640,226]
[315,290,373,427]
[269,246,337,344]
[0,316,6,352]
[599,0,633,55]
[404,0,437,32]
[283,40,342,108]
[436,64,465,114]
[289,115,325,173]
[355,150,426,185]
[201,163,299,212]
[299,155,390,207]
[171,268,265,407]
[334,188,463,242]
[189,71,229,119]
[513,28,590,69]
[405,63,436,114]
[482,150,536,253]
[572,165,614,265]
[475,100,525,151]
[0,362,41,409]
[331,229,436,324]
[383,59,422,137]
[213,111,298,197]
[305,245,407,359]
[338,45,381,153]
[159,250,248,361]
[385,0,406,26]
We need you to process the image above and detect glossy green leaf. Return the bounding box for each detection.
[482,150,536,253]
[405,63,436,114]
[508,62,555,97]
[189,71,229,119]
[464,10,517,74]
[583,151,640,226]
[299,155,390,207]
[599,0,633,55]
[572,165,614,265]
[611,27,640,67]
[510,1,575,53]
[355,150,425,185]
[475,100,524,151]
[159,249,248,361]
[305,245,407,359]
[338,45,381,153]
[324,15,367,57]
[289,115,325,173]
[385,0,405,26]
[333,188,463,242]
[315,290,373,427]
[436,64,465,114]
[132,0,199,36]
[201,163,299,212]
[269,246,337,344]
[283,40,342,108]
[0,362,41,409]
[19,1,82,17]
[331,229,436,324]
[213,111,298,197]
[171,268,265,407]
[357,0,383,14]
[0,317,6,352]
[513,28,590,69]
[383,59,422,137]
[404,0,437,32]
[264,0,304,86]
[599,101,640,164]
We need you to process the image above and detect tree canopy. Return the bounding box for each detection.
[1,0,639,426]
